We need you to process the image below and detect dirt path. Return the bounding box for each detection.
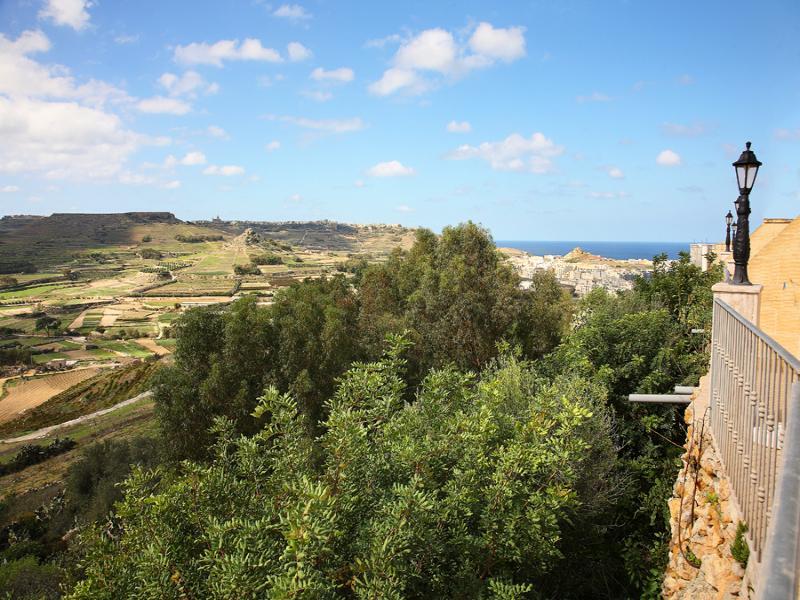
[0,368,102,424]
[0,390,153,444]
[68,309,88,330]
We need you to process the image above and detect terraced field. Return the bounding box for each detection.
[0,368,103,423]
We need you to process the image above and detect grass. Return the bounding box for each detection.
[32,352,68,364]
[156,338,177,349]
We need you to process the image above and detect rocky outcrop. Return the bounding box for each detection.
[663,377,753,599]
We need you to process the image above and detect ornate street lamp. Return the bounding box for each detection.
[731,142,762,285]
[725,211,733,252]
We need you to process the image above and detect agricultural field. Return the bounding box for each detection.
[0,212,414,502]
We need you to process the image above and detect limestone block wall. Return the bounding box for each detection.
[663,378,754,599]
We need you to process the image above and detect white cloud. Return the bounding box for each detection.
[0,30,131,108]
[365,34,402,49]
[395,204,414,212]
[310,67,354,83]
[576,92,611,103]
[38,0,92,32]
[289,193,303,202]
[203,164,245,176]
[158,71,217,98]
[447,120,471,133]
[114,34,139,45]
[368,67,426,96]
[136,96,191,115]
[468,22,526,62]
[207,125,229,139]
[180,151,206,166]
[446,132,564,174]
[395,28,456,73]
[265,114,365,134]
[354,179,365,188]
[656,149,682,166]
[164,180,181,189]
[774,128,800,141]
[0,96,155,181]
[370,22,526,96]
[273,4,311,20]
[662,122,707,137]
[266,140,280,152]
[589,191,628,199]
[287,42,312,62]
[1,185,20,193]
[302,90,332,102]
[367,160,415,177]
[174,38,283,67]
[607,166,624,179]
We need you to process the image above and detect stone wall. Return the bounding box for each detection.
[663,377,754,599]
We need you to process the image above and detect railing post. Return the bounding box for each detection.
[712,282,763,326]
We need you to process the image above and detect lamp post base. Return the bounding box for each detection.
[731,264,750,285]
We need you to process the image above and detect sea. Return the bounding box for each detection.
[495,241,689,261]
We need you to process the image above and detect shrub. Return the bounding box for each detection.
[234,263,261,275]
[138,248,162,260]
[141,235,152,242]
[0,438,77,476]
[250,253,283,266]
[0,556,63,600]
[731,521,749,567]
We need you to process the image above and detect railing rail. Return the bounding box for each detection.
[709,298,800,565]
[757,383,800,600]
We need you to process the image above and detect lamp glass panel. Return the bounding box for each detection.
[746,165,758,189]
[726,213,733,225]
[736,165,747,189]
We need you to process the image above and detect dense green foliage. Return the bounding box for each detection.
[0,438,76,476]
[69,349,617,599]
[1,224,721,598]
[251,253,283,265]
[234,263,262,275]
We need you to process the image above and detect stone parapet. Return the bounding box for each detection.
[711,283,762,327]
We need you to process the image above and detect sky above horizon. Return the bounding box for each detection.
[1,0,799,241]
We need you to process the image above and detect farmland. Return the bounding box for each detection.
[0,212,415,505]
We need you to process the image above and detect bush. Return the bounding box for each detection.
[234,263,261,275]
[175,234,224,243]
[250,253,283,266]
[138,248,162,260]
[0,275,18,288]
[141,235,152,242]
[0,438,77,476]
[0,556,63,600]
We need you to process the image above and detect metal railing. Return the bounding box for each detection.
[709,298,800,563]
[757,382,800,600]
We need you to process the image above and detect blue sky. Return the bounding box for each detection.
[1,0,798,241]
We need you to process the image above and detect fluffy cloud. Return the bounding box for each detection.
[468,22,526,62]
[207,125,229,139]
[656,149,682,166]
[607,166,624,179]
[0,96,153,180]
[367,160,415,177]
[273,4,311,20]
[395,204,414,212]
[447,120,471,133]
[446,132,563,174]
[164,180,181,189]
[369,22,526,96]
[203,164,245,176]
[176,151,206,166]
[266,140,281,152]
[576,92,611,103]
[1,185,20,193]
[265,114,365,134]
[289,193,303,202]
[159,71,218,98]
[0,30,131,107]
[310,67,354,83]
[662,122,707,137]
[136,96,191,115]
[287,42,312,62]
[174,38,283,66]
[0,31,168,182]
[38,0,92,31]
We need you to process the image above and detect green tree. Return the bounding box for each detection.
[68,347,616,599]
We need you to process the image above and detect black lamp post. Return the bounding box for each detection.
[725,210,733,252]
[731,141,762,285]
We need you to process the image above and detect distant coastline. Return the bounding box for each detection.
[496,240,688,261]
